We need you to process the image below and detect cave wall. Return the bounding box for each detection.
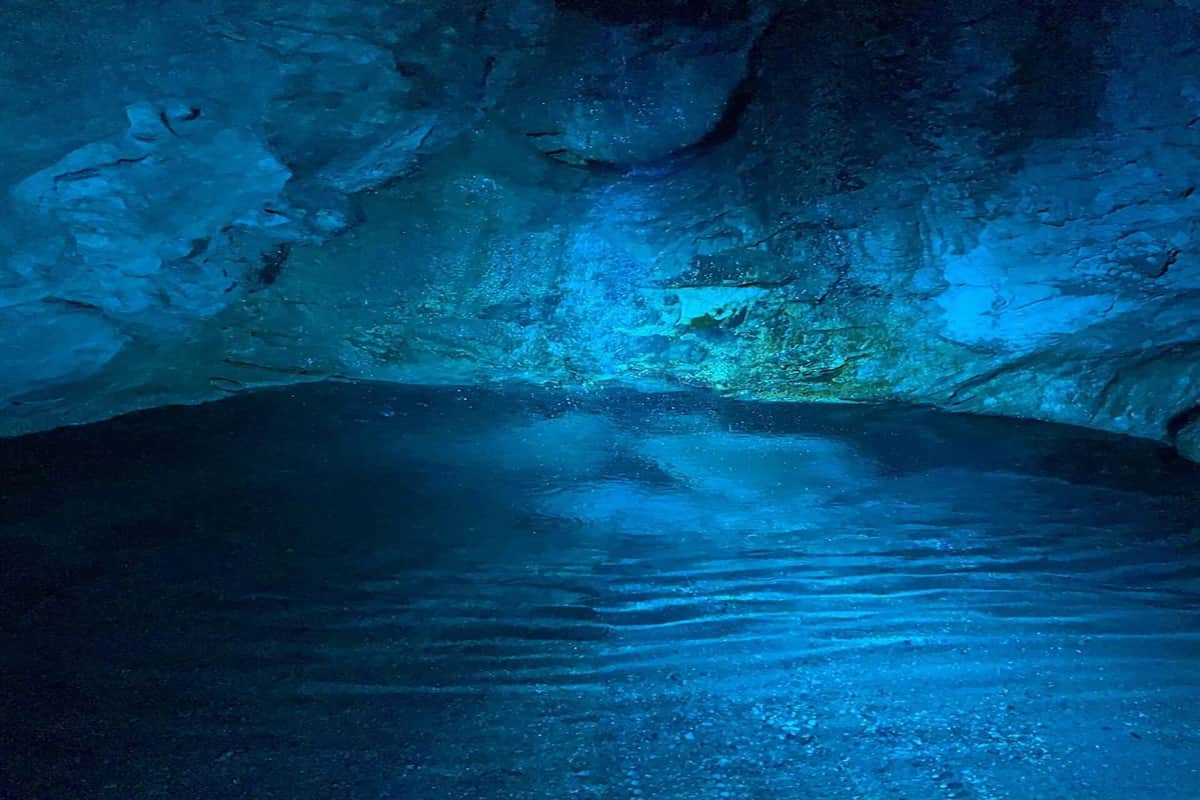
[2,0,1198,455]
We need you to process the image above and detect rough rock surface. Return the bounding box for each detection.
[2,0,1198,459]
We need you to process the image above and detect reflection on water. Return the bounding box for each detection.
[2,383,1198,799]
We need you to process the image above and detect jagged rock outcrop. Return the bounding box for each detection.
[2,0,1198,460]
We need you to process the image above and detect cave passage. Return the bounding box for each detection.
[2,383,1198,799]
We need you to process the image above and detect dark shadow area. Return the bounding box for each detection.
[555,0,752,28]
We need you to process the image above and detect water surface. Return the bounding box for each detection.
[2,383,1198,799]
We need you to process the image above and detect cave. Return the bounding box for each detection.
[1,0,1199,797]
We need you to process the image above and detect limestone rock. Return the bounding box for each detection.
[1,0,1199,464]
[1176,416,1200,464]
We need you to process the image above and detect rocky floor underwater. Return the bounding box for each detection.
[1,383,1199,799]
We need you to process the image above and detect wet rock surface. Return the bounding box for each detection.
[2,0,1198,457]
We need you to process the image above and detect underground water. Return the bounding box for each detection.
[2,1,1200,798]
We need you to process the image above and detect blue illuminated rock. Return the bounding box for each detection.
[496,7,765,166]
[1,0,1198,462]
[1177,417,1200,464]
